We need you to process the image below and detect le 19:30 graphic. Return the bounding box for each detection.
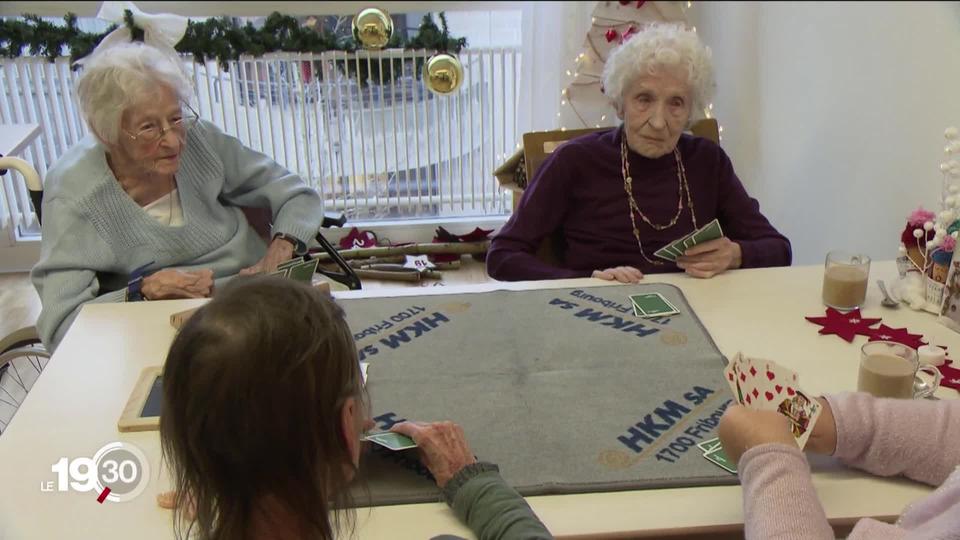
[41,442,150,503]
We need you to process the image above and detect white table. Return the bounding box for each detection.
[0,123,41,158]
[0,262,952,538]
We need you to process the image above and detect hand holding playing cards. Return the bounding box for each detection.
[391,421,477,488]
[676,238,742,278]
[800,397,837,455]
[142,268,214,300]
[591,266,644,283]
[240,237,296,275]
[718,405,799,464]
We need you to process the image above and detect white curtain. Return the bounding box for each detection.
[517,1,597,135]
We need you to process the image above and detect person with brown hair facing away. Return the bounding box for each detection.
[158,275,552,540]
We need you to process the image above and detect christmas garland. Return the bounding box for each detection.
[0,11,467,83]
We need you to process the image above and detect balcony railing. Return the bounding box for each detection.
[0,47,521,234]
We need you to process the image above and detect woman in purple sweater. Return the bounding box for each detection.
[719,393,960,538]
[487,24,791,282]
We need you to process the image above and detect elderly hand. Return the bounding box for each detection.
[390,421,477,488]
[592,266,644,283]
[676,238,742,278]
[717,405,797,465]
[157,490,197,520]
[142,268,214,300]
[240,237,296,275]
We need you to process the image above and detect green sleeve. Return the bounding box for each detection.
[445,463,553,540]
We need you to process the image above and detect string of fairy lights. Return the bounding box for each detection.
[502,2,724,162]
[554,1,723,142]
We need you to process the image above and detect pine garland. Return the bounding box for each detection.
[0,11,467,83]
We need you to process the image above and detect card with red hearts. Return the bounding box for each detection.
[725,353,822,450]
[723,353,746,405]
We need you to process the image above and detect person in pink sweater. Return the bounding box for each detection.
[718,392,960,539]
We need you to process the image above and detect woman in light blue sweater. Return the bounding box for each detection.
[31,42,324,350]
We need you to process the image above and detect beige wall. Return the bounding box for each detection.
[695,1,960,265]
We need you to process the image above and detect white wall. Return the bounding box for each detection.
[697,1,960,265]
[689,2,762,196]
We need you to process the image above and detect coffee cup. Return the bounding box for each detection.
[822,251,870,310]
[858,341,941,399]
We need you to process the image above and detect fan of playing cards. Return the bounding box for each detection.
[723,353,823,450]
[654,219,724,262]
[269,256,320,282]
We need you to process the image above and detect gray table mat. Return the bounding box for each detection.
[343,284,737,506]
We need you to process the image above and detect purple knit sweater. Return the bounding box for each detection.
[740,392,960,539]
[487,128,791,281]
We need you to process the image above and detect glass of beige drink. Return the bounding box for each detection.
[858,341,942,399]
[822,251,870,309]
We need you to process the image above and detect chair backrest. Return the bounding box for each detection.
[518,118,721,266]
[0,156,43,225]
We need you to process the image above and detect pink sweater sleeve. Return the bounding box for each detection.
[826,392,960,486]
[738,444,835,539]
[738,393,960,540]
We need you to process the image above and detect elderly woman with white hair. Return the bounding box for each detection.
[31,42,324,350]
[487,23,791,282]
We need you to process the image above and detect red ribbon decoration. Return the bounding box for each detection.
[338,227,378,249]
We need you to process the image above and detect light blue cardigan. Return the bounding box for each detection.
[31,120,324,350]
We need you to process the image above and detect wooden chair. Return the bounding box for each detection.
[0,157,45,355]
[0,157,48,435]
[497,119,720,266]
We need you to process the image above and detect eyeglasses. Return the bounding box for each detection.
[123,104,199,145]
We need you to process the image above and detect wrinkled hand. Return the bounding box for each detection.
[240,237,296,275]
[718,405,798,465]
[390,421,477,488]
[676,238,742,278]
[142,268,214,300]
[591,266,644,283]
[156,490,196,520]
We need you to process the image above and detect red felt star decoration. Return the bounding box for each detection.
[938,362,960,391]
[867,324,927,350]
[805,308,881,342]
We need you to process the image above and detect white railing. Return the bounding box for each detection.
[0,48,520,232]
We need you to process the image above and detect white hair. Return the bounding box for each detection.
[602,23,715,121]
[75,42,194,146]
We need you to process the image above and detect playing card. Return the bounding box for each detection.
[723,353,745,404]
[731,355,822,450]
[770,389,822,450]
[276,258,303,271]
[703,445,737,474]
[363,431,417,451]
[268,268,291,278]
[630,293,680,318]
[654,219,725,261]
[690,219,724,245]
[697,436,723,453]
[743,357,800,412]
[287,258,319,283]
[667,243,686,258]
[737,356,771,408]
[654,245,678,262]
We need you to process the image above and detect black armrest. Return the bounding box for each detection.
[313,232,362,290]
[321,212,347,228]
